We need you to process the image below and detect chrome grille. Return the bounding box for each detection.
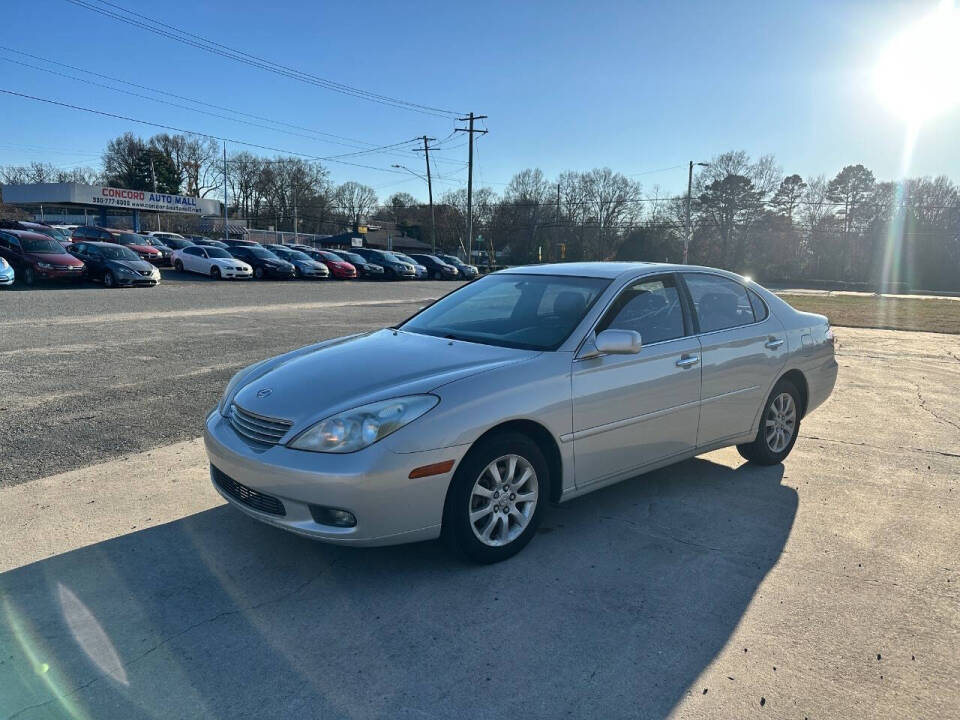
[229,402,293,445]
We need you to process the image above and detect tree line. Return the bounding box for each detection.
[1,136,958,290]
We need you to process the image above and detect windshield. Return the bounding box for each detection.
[440,255,465,265]
[276,249,310,262]
[21,236,66,254]
[338,252,364,263]
[206,248,233,259]
[115,233,146,245]
[101,245,140,260]
[401,273,609,350]
[320,251,344,261]
[392,253,417,264]
[243,247,278,259]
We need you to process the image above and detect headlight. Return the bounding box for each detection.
[37,262,54,269]
[288,395,438,454]
[117,267,138,276]
[0,257,8,269]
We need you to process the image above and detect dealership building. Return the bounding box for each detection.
[0,182,222,231]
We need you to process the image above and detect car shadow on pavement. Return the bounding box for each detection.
[0,456,793,720]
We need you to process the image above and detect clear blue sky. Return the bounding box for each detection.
[2,0,957,199]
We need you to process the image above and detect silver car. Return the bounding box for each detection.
[204,262,837,562]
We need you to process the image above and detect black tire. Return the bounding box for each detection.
[254,266,264,280]
[103,270,116,288]
[737,379,802,465]
[211,266,221,280]
[24,266,36,286]
[174,260,184,272]
[443,432,549,563]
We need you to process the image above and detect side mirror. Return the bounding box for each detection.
[595,329,643,355]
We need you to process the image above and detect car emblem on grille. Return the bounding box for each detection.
[256,388,272,398]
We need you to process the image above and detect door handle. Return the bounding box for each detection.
[765,337,785,350]
[676,354,700,368]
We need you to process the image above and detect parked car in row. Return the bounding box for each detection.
[227,245,296,280]
[224,239,262,248]
[299,249,357,279]
[349,247,416,280]
[154,235,195,251]
[262,245,329,278]
[335,250,385,280]
[172,245,253,280]
[437,253,479,280]
[0,220,73,249]
[0,255,14,287]
[409,254,460,280]
[389,252,428,279]
[0,229,85,285]
[139,236,175,266]
[68,241,160,288]
[71,227,162,263]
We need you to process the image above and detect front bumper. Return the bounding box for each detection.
[0,267,14,285]
[203,410,468,546]
[221,267,253,279]
[35,266,85,280]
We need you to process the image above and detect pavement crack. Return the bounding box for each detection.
[802,434,960,459]
[914,383,960,433]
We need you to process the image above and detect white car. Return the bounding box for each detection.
[172,245,252,280]
[145,231,185,241]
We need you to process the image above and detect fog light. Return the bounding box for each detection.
[309,505,357,528]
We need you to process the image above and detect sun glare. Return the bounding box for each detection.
[873,2,960,124]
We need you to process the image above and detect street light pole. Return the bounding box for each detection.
[685,161,709,264]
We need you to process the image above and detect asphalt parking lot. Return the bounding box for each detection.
[1,281,958,719]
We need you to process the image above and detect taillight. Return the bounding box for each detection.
[824,325,834,343]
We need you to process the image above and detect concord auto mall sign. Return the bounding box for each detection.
[0,182,222,216]
[89,186,208,214]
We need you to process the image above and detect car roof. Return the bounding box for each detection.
[497,261,754,283]
[3,228,65,240]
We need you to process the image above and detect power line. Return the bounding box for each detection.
[0,88,412,175]
[63,0,463,119]
[0,49,439,163]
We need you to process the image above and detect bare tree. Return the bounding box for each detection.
[334,181,378,228]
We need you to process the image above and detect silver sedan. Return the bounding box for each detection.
[204,262,837,562]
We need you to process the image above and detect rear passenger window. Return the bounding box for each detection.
[748,289,768,322]
[598,275,686,345]
[685,274,756,333]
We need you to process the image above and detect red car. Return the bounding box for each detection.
[0,229,85,285]
[303,249,357,279]
[71,226,162,263]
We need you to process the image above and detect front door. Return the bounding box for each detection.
[572,274,702,487]
[681,272,787,447]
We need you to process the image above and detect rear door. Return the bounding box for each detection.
[572,273,702,486]
[680,272,787,447]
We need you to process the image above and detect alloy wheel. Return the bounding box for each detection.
[765,392,797,453]
[469,454,539,547]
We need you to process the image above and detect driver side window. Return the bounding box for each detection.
[597,275,687,345]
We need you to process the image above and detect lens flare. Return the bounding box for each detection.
[873,2,960,124]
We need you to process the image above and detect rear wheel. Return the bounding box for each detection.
[737,379,801,465]
[103,270,116,288]
[211,266,221,280]
[443,433,548,563]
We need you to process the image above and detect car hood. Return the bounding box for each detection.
[33,252,83,266]
[232,329,538,426]
[108,258,156,272]
[127,244,160,255]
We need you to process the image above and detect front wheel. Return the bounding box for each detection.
[103,270,116,288]
[174,260,184,272]
[443,433,548,563]
[211,266,221,280]
[254,266,264,280]
[23,267,36,286]
[737,379,801,465]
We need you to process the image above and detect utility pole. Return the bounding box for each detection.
[455,113,487,263]
[421,135,437,255]
[685,161,709,264]
[292,182,297,245]
[222,142,229,244]
[150,157,160,231]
